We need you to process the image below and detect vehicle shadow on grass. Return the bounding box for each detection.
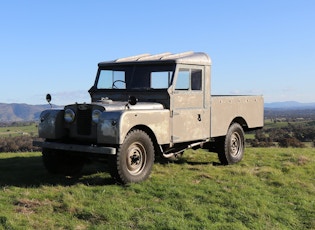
[155,155,223,166]
[0,155,117,188]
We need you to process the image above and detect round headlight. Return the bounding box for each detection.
[64,109,75,123]
[92,109,102,123]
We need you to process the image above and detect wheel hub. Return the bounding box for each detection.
[230,132,241,156]
[126,142,146,175]
[130,152,141,165]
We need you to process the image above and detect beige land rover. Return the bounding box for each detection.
[34,52,264,184]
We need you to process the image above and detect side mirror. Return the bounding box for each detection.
[46,94,52,103]
[128,96,138,106]
[46,94,52,108]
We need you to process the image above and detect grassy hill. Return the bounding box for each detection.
[0,148,314,229]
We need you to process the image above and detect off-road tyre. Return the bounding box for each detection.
[218,123,245,165]
[42,148,85,176]
[109,129,155,184]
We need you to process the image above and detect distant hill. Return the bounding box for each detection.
[264,101,315,109]
[0,103,53,122]
[1,101,315,123]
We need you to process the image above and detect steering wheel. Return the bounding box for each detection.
[112,80,126,89]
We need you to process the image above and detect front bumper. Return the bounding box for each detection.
[33,141,116,155]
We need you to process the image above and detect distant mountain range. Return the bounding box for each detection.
[264,101,315,109]
[1,101,315,123]
[0,103,52,122]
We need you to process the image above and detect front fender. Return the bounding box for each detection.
[120,110,170,145]
[97,111,123,144]
[38,109,66,139]
[97,110,170,145]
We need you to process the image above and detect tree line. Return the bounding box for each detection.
[248,121,315,148]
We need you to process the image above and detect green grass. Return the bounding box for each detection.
[0,124,38,137]
[264,119,311,130]
[0,148,314,229]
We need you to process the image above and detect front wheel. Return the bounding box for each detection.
[218,123,245,165]
[110,130,155,184]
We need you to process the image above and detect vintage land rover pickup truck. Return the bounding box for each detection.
[34,51,264,184]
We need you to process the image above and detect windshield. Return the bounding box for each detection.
[96,64,174,90]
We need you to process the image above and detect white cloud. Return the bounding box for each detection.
[229,89,263,96]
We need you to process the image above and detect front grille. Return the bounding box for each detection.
[77,109,92,135]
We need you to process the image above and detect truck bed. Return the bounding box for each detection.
[210,95,264,137]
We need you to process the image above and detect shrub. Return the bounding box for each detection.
[0,136,41,153]
[278,137,305,148]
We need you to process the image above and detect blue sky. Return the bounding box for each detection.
[1,0,314,105]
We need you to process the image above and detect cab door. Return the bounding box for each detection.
[170,65,208,143]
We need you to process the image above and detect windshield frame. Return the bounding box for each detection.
[95,63,175,90]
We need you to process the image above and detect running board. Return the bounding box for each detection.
[162,139,209,158]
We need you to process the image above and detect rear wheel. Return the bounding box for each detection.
[110,129,155,184]
[218,123,245,165]
[42,148,85,176]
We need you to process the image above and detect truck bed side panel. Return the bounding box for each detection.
[210,96,264,137]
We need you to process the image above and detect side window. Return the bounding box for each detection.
[175,69,190,90]
[191,69,202,90]
[175,68,202,91]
